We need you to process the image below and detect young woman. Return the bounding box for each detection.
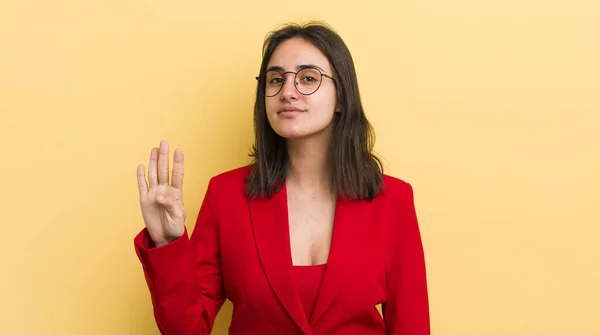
[134,22,430,335]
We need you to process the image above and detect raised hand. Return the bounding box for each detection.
[137,140,186,247]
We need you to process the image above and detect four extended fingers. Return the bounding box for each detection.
[141,141,184,193]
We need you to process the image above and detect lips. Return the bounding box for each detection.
[278,105,305,114]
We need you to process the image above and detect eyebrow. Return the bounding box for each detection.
[266,64,327,73]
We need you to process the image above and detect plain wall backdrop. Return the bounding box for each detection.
[1,0,599,334]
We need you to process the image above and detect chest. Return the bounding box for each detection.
[286,190,336,266]
[218,189,392,319]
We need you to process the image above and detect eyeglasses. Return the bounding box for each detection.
[255,66,335,97]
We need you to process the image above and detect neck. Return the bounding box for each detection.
[286,134,332,192]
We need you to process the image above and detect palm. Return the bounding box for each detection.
[137,141,186,247]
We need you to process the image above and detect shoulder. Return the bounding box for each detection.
[381,173,414,198]
[379,174,420,229]
[375,173,417,209]
[205,164,252,195]
[211,164,252,183]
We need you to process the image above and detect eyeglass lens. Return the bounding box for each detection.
[262,68,323,97]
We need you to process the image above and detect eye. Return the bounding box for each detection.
[265,70,284,85]
[269,77,284,85]
[297,68,322,85]
[300,76,317,82]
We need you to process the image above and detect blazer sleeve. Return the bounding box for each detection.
[133,177,226,335]
[383,182,431,334]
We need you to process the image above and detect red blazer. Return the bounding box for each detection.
[134,166,430,335]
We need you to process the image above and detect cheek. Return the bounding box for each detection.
[265,98,275,113]
[264,99,275,115]
[265,99,279,126]
[313,90,337,116]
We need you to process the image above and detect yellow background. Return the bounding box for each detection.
[1,0,599,334]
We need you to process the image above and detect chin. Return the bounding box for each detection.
[273,128,310,139]
[273,124,332,140]
[268,117,334,140]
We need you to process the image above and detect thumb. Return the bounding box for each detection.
[156,194,184,216]
[156,193,175,206]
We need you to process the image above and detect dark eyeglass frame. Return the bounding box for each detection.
[255,66,336,97]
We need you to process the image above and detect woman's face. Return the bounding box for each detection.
[264,38,337,140]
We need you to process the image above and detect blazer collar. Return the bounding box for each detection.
[248,183,369,333]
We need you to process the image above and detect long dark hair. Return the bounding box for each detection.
[245,21,383,201]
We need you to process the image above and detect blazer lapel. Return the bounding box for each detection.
[248,184,312,335]
[309,197,370,327]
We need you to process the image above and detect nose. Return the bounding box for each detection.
[280,73,298,100]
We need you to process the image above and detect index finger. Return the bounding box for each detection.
[171,148,184,190]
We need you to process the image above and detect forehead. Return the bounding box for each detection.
[267,37,332,73]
